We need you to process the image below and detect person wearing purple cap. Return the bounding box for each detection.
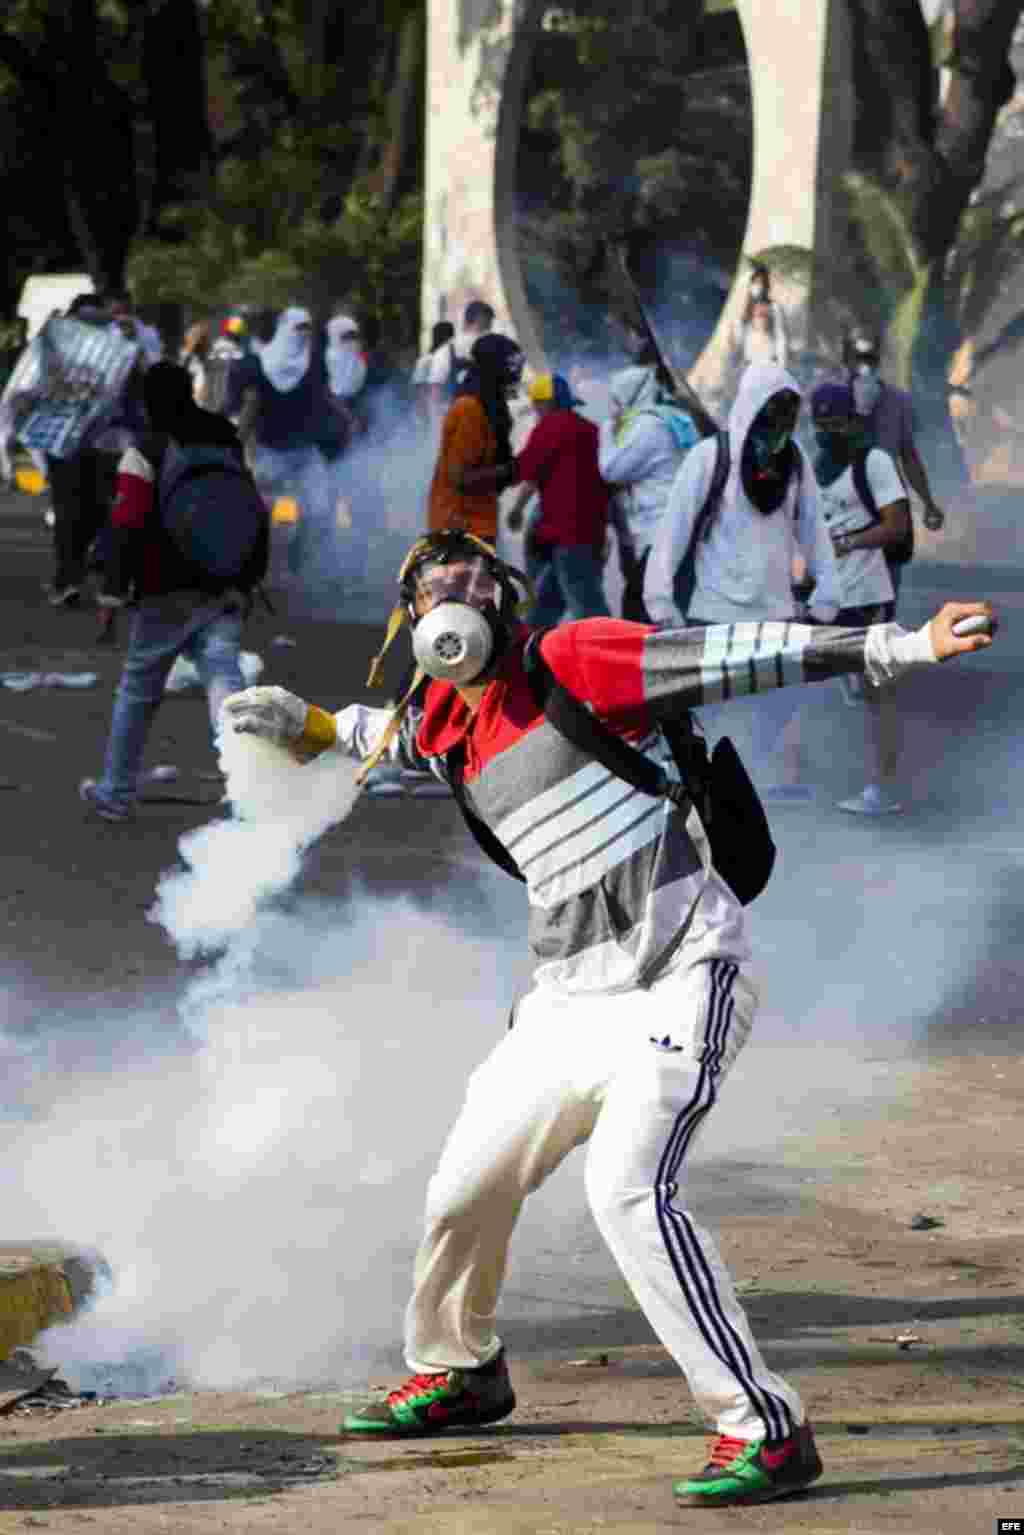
[810,379,912,815]
[842,330,945,550]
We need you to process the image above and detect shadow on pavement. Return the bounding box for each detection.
[0,1427,338,1511]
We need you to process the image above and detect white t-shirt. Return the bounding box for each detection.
[427,341,459,387]
[819,447,905,609]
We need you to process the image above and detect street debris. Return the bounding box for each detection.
[910,1213,945,1231]
[0,1353,112,1418]
[0,671,98,691]
[271,634,298,648]
[867,1332,925,1350]
[567,1353,610,1368]
[4,1376,109,1416]
[141,764,179,784]
[164,650,263,694]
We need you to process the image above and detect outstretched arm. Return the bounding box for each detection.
[541,605,996,729]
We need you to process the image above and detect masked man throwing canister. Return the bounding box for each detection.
[222,530,995,1510]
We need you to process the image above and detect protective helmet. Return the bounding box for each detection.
[398,530,527,683]
[355,532,532,786]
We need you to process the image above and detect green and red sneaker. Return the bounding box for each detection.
[342,1349,516,1437]
[673,1422,823,1507]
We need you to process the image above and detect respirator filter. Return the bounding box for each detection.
[411,601,496,684]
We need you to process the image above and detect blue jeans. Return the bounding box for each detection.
[251,443,332,578]
[526,543,610,628]
[96,594,244,808]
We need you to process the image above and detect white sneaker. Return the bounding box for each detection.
[837,784,903,816]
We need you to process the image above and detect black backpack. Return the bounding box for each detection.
[155,436,270,590]
[672,431,732,619]
[850,451,914,568]
[446,634,775,907]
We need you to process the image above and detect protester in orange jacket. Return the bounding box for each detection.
[427,334,524,541]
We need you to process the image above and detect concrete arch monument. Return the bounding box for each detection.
[421,0,853,381]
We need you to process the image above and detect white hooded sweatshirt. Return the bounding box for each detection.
[598,366,690,558]
[644,361,841,626]
[258,307,313,393]
[325,314,368,400]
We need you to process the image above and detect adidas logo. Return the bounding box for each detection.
[649,1034,684,1053]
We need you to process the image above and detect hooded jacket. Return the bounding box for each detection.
[644,362,841,626]
[598,367,695,558]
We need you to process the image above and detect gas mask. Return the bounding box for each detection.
[749,425,791,465]
[813,420,865,483]
[407,553,507,685]
[748,391,800,467]
[852,363,882,416]
[355,534,533,789]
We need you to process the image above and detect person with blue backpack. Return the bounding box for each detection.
[598,365,700,622]
[80,362,268,822]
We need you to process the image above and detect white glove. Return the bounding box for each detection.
[221,685,309,745]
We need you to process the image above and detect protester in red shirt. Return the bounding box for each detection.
[495,371,611,626]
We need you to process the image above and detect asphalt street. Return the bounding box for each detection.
[0,482,1020,1361]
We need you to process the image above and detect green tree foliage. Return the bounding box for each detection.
[839,0,1024,471]
[514,1,751,362]
[0,0,426,348]
[0,0,209,296]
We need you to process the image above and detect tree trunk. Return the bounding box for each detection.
[143,0,211,225]
[847,0,1024,492]
[60,0,140,290]
[367,7,425,213]
[931,0,1021,250]
[307,0,330,104]
[63,104,141,292]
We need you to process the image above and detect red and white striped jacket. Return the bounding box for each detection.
[333,616,936,994]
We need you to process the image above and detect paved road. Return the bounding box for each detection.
[0,483,1020,1393]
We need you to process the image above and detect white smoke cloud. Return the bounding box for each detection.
[9,706,1009,1393]
[15,732,527,1391]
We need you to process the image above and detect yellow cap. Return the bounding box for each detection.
[527,372,581,408]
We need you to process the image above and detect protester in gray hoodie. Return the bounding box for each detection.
[598,365,699,621]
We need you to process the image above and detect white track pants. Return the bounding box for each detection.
[404,958,805,1440]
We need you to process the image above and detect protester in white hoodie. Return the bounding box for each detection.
[645,361,842,797]
[645,361,840,627]
[598,365,699,621]
[226,305,332,584]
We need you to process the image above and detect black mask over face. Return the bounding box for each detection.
[742,391,801,513]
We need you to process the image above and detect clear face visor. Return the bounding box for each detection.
[408,556,501,620]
